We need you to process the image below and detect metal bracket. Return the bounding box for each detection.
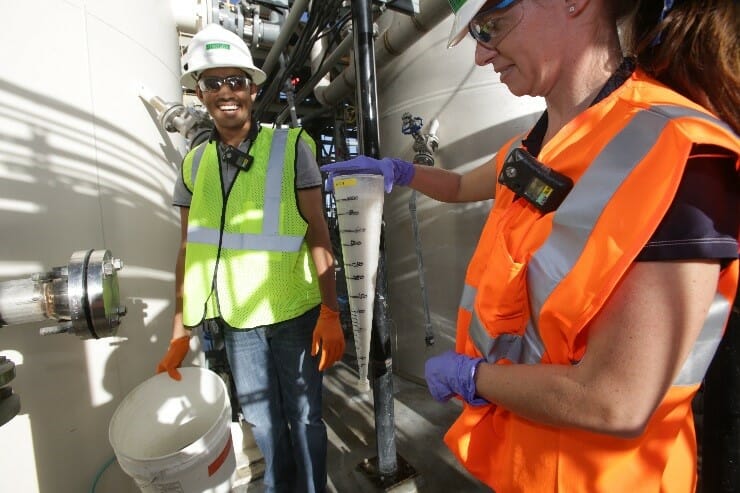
[357,454,419,490]
[373,0,420,15]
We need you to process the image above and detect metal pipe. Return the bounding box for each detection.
[352,2,381,158]
[321,0,451,107]
[139,86,212,146]
[351,0,397,477]
[275,34,353,125]
[407,190,435,346]
[401,112,439,346]
[309,33,330,98]
[260,0,310,80]
[0,278,53,326]
[0,250,125,338]
[311,35,353,106]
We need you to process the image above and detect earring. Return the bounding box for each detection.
[568,4,576,13]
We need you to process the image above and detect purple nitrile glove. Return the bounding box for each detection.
[424,350,488,406]
[321,155,415,193]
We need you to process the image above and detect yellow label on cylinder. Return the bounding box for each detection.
[334,177,358,188]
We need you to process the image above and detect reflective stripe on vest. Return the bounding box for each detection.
[187,227,303,252]
[189,141,208,188]
[674,292,730,385]
[186,129,302,252]
[462,105,732,385]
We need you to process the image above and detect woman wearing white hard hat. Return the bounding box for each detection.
[323,0,740,491]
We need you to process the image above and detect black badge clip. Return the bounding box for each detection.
[223,145,254,172]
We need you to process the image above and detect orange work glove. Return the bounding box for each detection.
[156,335,190,381]
[311,304,346,371]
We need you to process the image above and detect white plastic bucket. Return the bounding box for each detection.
[109,367,236,493]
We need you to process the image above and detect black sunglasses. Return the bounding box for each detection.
[197,75,251,93]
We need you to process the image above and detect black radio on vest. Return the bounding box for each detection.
[498,148,573,214]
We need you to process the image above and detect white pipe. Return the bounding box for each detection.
[428,118,440,138]
[311,34,353,107]
[171,0,211,34]
[261,0,310,78]
[310,36,331,105]
[320,0,451,106]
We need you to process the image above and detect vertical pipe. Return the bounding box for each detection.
[351,0,380,158]
[350,0,398,477]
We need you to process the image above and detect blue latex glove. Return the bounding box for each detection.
[424,350,489,406]
[321,155,415,193]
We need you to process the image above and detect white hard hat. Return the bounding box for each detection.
[180,23,267,90]
[447,0,517,48]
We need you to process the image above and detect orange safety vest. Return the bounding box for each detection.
[446,70,740,492]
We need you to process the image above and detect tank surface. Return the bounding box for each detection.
[0,1,186,491]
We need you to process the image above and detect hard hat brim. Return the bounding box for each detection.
[447,0,518,48]
[447,0,488,48]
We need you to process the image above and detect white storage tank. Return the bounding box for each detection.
[0,1,185,491]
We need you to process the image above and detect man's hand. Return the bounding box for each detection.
[311,305,346,371]
[156,335,191,381]
[424,350,489,406]
[321,156,415,193]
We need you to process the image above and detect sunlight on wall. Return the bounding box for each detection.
[0,349,24,364]
[0,415,38,492]
[0,198,43,214]
[0,2,186,491]
[85,339,118,406]
[118,266,176,282]
[0,261,44,277]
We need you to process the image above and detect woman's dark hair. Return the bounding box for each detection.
[618,0,739,134]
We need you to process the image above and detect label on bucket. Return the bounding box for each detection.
[208,435,233,476]
[143,481,185,492]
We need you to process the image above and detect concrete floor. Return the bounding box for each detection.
[232,355,491,493]
[100,349,491,493]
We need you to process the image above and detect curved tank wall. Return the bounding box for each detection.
[0,2,545,489]
[0,1,186,491]
[376,16,545,382]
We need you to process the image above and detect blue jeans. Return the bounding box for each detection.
[221,306,327,493]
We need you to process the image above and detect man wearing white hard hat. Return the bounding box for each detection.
[157,23,344,493]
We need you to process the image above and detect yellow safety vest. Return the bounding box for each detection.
[182,126,320,328]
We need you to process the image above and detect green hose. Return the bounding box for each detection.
[89,455,117,493]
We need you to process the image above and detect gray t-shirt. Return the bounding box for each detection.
[172,130,322,207]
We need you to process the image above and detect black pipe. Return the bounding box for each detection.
[699,296,740,492]
[351,0,381,158]
[350,0,398,477]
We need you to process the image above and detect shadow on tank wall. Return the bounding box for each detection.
[0,76,184,492]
